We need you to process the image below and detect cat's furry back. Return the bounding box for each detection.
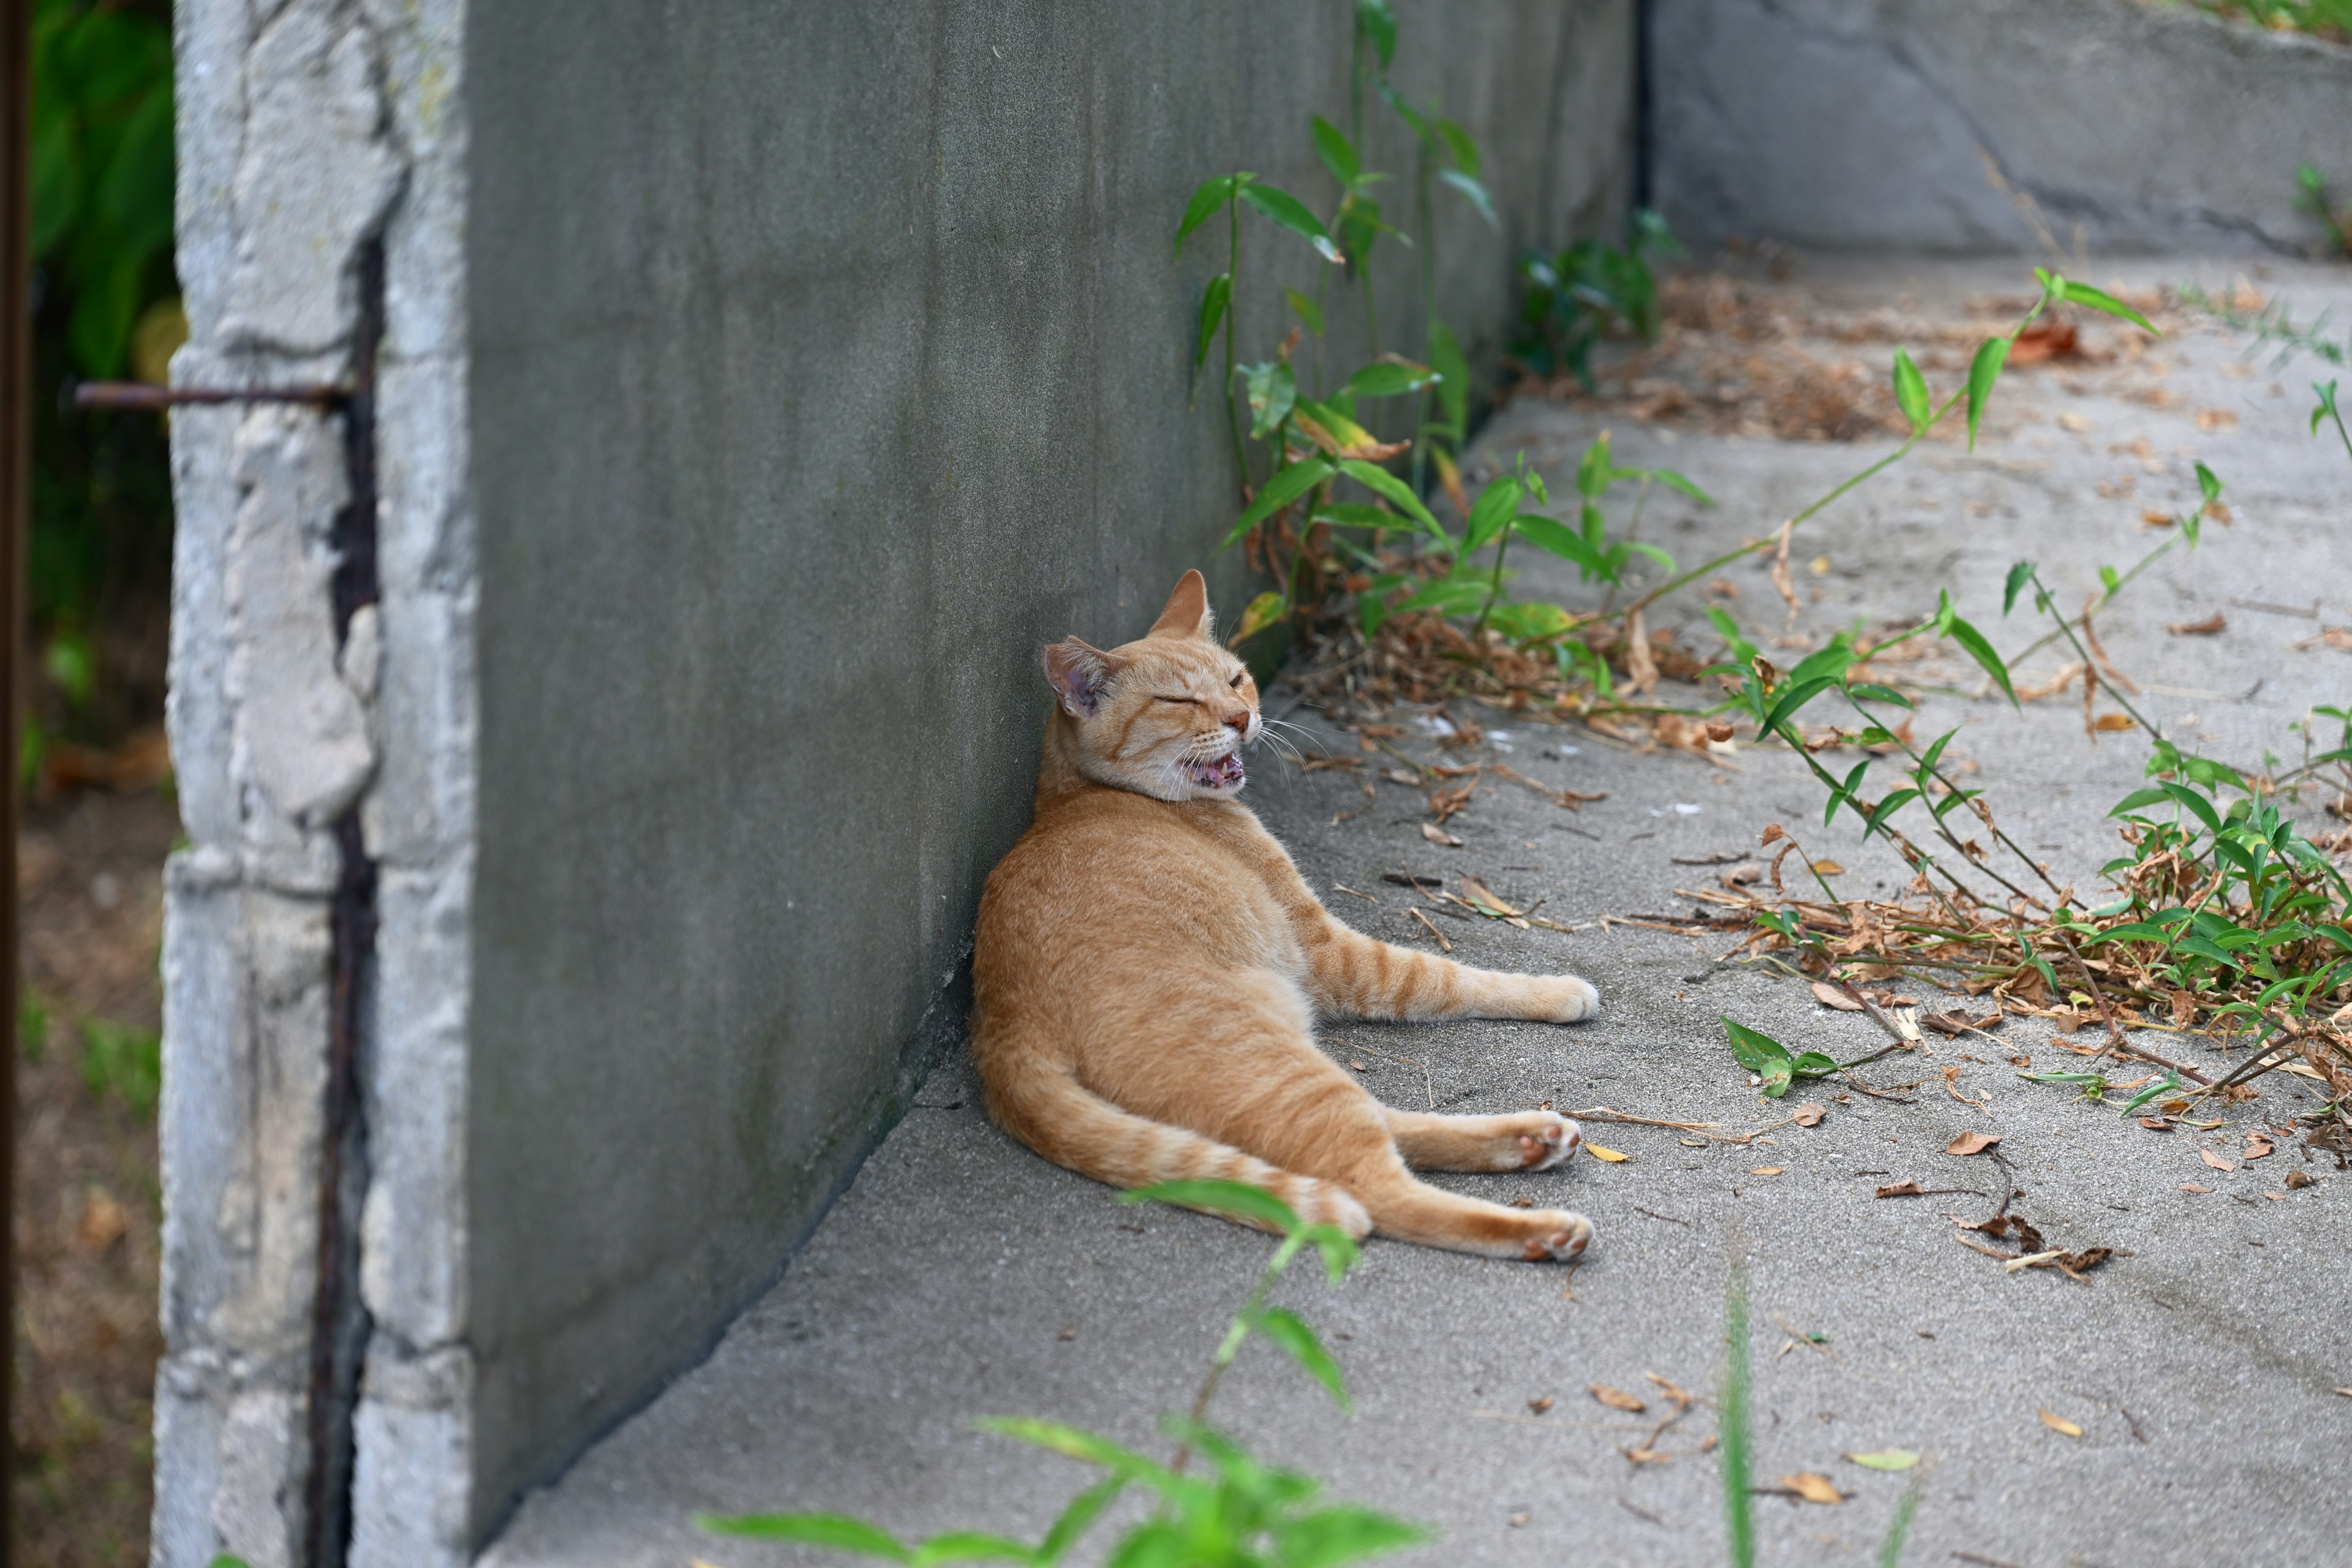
[972,571,1601,1261]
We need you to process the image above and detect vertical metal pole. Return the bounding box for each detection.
[0,0,31,1558]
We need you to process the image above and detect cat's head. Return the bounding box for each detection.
[1043,570,1262,802]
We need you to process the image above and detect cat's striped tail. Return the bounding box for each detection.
[982,1060,1371,1239]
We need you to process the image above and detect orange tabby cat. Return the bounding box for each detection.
[971,571,1599,1261]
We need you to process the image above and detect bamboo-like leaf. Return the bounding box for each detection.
[1174,173,1245,258]
[2002,560,2034,616]
[1893,347,1931,434]
[1244,360,1297,439]
[1219,459,1333,548]
[1643,466,1714,506]
[1464,477,1522,552]
[1943,612,2017,706]
[2056,277,2158,336]
[1273,1506,1430,1568]
[1434,118,1480,178]
[1335,458,1439,535]
[1510,513,1610,579]
[1428,320,1469,437]
[1437,168,1497,229]
[1037,1477,1126,1566]
[1193,274,1231,369]
[1966,336,2009,451]
[1298,1222,1361,1285]
[1253,1307,1349,1409]
[1232,590,1286,644]
[1239,183,1345,263]
[697,1513,911,1559]
[1286,287,1325,337]
[1311,115,1360,189]
[1344,359,1438,399]
[1356,0,1397,67]
[911,1531,1041,1566]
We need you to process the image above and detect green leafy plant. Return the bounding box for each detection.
[2296,162,2352,259]
[697,1180,1427,1567]
[2177,0,2352,45]
[80,1016,160,1114]
[1512,209,1679,388]
[1719,1017,1888,1099]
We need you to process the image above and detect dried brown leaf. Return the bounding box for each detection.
[1792,1103,1826,1127]
[1945,1131,2002,1156]
[1590,1384,1648,1413]
[1811,981,1864,1011]
[2167,613,2226,636]
[1420,823,1464,848]
[2200,1148,2237,1172]
[1782,1473,1844,1506]
[1875,1181,1925,1198]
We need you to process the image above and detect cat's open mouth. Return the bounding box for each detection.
[1182,752,1246,790]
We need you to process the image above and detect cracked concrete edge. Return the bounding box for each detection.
[1649,0,2352,257]
[157,1,476,1564]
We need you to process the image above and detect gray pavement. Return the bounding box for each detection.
[483,258,2352,1568]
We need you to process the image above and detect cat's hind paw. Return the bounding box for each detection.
[1520,1212,1593,1262]
[1547,976,1600,1022]
[1516,1114,1582,1171]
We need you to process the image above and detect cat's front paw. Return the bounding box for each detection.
[1543,975,1599,1023]
[1520,1211,1593,1261]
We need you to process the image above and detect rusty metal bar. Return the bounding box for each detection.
[1,0,31,1558]
[71,379,349,412]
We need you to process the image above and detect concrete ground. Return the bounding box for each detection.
[483,258,2352,1568]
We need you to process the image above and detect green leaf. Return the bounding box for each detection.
[978,1418,1165,1479]
[697,1513,911,1559]
[1723,1017,1792,1077]
[2056,277,2159,336]
[1240,183,1345,263]
[1577,434,1613,499]
[1863,788,1921,839]
[2003,560,2034,616]
[1038,1477,1126,1565]
[1486,601,1578,643]
[1245,360,1297,439]
[1892,347,1931,434]
[1434,118,1480,177]
[2159,781,2223,835]
[1790,1051,1839,1080]
[1464,477,1523,552]
[1510,513,1610,579]
[1437,168,1498,229]
[1122,1178,1301,1233]
[1762,676,1838,738]
[1193,273,1231,369]
[1643,467,1715,506]
[2099,564,2120,597]
[1286,287,1326,337]
[1787,641,1859,688]
[1356,0,1398,67]
[912,1532,1041,1566]
[1221,459,1333,548]
[1942,613,2016,706]
[1428,320,1469,439]
[1311,115,1360,188]
[1344,359,1438,399]
[1848,1449,1921,1472]
[2196,460,2224,507]
[1233,590,1286,644]
[1335,458,1440,535]
[1966,336,2009,451]
[1298,1222,1362,1285]
[1848,682,1913,709]
[1175,174,1243,257]
[1273,1505,1430,1568]
[1253,1307,1350,1409]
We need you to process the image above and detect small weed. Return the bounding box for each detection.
[2296,162,2352,258]
[2173,0,2352,43]
[80,1016,159,1114]
[698,1180,1425,1567]
[20,993,51,1062]
[1512,209,1679,388]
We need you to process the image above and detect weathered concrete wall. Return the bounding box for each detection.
[461,0,1632,1542]
[1649,0,2352,255]
[159,1,473,1565]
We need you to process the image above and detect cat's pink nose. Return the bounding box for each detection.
[1224,712,1251,737]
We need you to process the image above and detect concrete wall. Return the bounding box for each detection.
[1649,0,2352,255]
[461,0,1632,1542]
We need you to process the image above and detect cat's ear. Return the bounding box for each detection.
[1148,569,1214,641]
[1043,638,1125,718]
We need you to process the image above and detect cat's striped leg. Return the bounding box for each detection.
[1384,1108,1583,1172]
[1350,1167,1594,1261]
[981,1057,1371,1238]
[1300,916,1599,1022]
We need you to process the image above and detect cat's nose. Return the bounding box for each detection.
[1224,711,1252,738]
